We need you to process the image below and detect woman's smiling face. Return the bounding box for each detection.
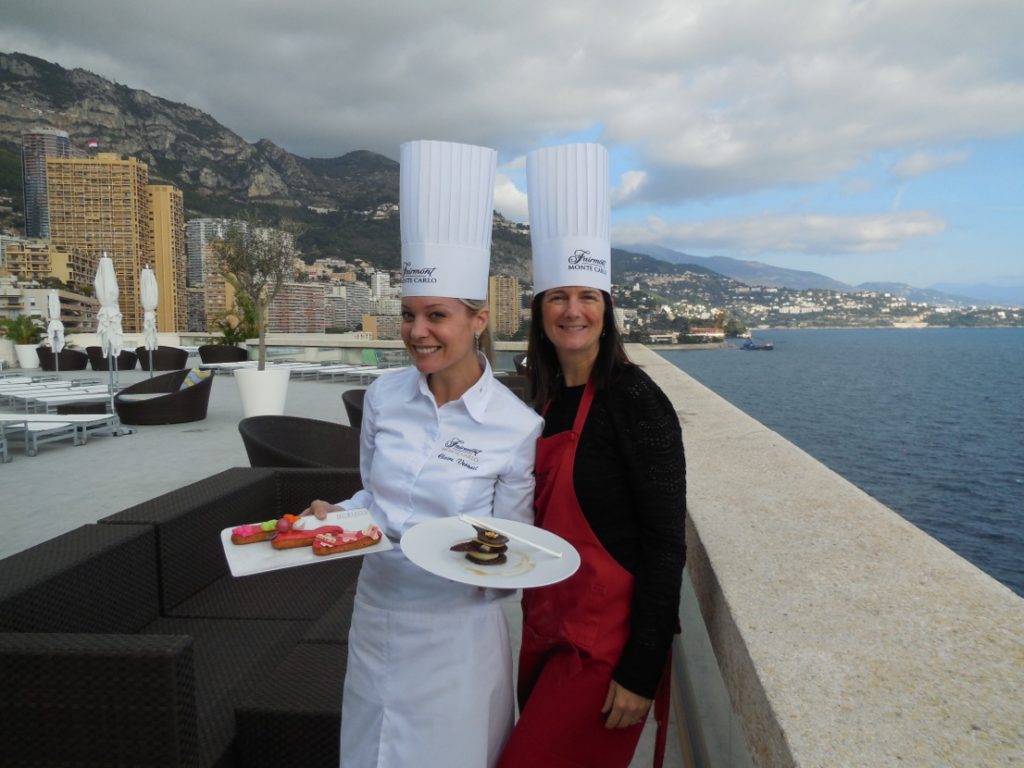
[540,286,606,359]
[401,296,486,378]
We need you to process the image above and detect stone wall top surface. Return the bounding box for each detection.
[628,344,1023,767]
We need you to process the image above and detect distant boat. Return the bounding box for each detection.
[741,339,774,351]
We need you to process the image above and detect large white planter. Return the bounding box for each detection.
[235,367,290,417]
[15,344,40,370]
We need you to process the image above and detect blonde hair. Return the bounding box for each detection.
[459,298,494,364]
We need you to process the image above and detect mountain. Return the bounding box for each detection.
[0,51,419,267]
[620,242,996,307]
[0,51,398,211]
[854,282,978,307]
[928,282,1024,308]
[619,243,852,291]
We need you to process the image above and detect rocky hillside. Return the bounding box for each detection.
[0,51,399,210]
[0,51,414,265]
[0,50,726,288]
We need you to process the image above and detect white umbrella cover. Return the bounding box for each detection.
[46,291,65,354]
[94,255,123,358]
[140,266,159,351]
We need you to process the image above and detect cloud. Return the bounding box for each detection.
[612,211,946,255]
[493,174,528,222]
[891,149,972,179]
[3,0,1021,194]
[612,170,648,205]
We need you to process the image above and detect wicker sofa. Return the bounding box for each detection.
[136,345,189,371]
[115,368,214,425]
[36,346,90,371]
[0,467,364,768]
[86,345,139,371]
[198,344,249,364]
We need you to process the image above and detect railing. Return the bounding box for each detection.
[632,344,1023,768]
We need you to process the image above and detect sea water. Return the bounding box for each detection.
[660,327,1024,597]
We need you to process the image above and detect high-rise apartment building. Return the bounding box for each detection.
[3,239,94,292]
[45,153,153,332]
[202,272,233,330]
[362,314,402,340]
[21,128,71,238]
[488,275,521,338]
[348,283,372,330]
[268,282,326,333]
[370,270,392,299]
[185,218,235,287]
[148,185,187,332]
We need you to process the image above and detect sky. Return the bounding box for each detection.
[3,0,1023,298]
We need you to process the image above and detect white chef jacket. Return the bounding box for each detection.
[337,356,543,767]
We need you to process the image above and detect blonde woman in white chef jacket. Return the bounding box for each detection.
[307,140,543,768]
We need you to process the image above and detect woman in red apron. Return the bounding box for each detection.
[498,285,685,768]
[500,144,686,768]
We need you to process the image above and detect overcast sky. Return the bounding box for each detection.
[3,0,1023,293]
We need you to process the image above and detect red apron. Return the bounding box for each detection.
[499,380,670,768]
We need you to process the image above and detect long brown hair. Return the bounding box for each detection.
[525,290,630,408]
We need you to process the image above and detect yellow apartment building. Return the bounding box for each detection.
[148,184,188,332]
[2,239,96,292]
[488,274,521,338]
[45,153,154,332]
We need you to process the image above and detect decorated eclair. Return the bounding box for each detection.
[271,514,348,549]
[230,520,278,545]
[312,525,384,556]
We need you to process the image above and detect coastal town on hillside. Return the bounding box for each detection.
[1,130,1020,351]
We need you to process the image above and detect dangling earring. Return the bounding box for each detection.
[474,332,480,351]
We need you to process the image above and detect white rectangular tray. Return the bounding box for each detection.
[220,508,392,577]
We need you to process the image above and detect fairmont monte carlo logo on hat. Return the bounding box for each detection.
[527,142,611,295]
[399,140,497,300]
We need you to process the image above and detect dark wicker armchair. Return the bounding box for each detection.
[198,344,249,363]
[136,345,189,371]
[86,346,139,371]
[341,388,366,429]
[36,346,89,371]
[114,369,214,425]
[238,416,361,469]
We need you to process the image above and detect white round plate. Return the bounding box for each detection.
[401,517,580,589]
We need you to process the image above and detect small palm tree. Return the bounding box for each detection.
[0,314,45,345]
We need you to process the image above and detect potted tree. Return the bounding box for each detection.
[0,314,45,370]
[215,220,295,416]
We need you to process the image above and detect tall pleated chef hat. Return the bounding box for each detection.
[526,142,611,295]
[399,139,497,300]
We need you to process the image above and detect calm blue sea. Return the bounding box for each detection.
[660,327,1024,597]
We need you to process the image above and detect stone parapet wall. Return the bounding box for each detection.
[628,344,1023,767]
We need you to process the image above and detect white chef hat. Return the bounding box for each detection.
[399,139,497,300]
[526,142,611,295]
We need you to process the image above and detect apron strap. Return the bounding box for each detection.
[574,378,596,434]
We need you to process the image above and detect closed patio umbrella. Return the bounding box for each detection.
[46,291,65,375]
[140,265,159,379]
[94,254,127,422]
